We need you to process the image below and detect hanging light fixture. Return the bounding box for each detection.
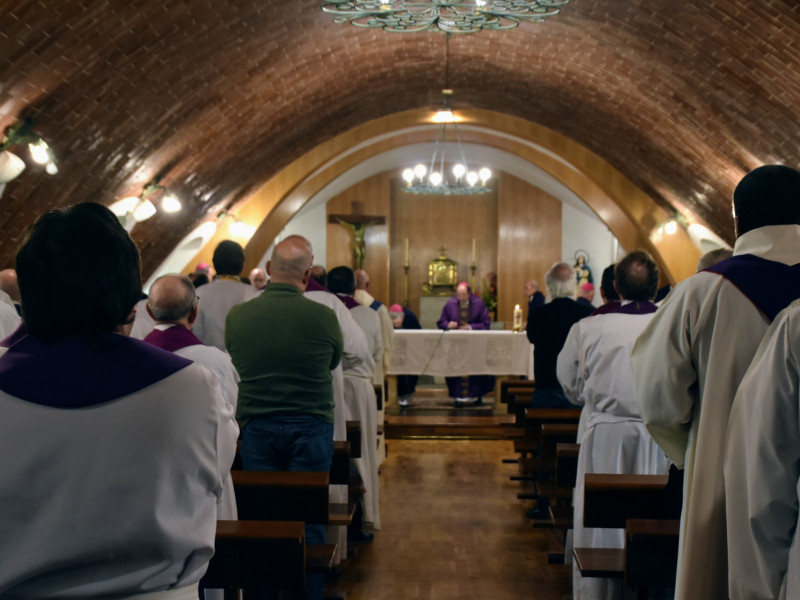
[111,174,182,231]
[218,210,257,240]
[402,34,492,195]
[322,0,569,34]
[0,117,58,182]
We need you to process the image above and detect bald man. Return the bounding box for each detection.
[226,235,342,600]
[248,267,267,291]
[142,274,240,522]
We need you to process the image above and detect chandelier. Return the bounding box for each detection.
[322,0,569,34]
[402,34,491,195]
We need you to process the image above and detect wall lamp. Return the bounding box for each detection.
[111,174,181,231]
[0,117,58,183]
[217,210,256,239]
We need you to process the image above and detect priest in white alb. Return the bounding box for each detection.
[558,250,670,600]
[631,164,800,600]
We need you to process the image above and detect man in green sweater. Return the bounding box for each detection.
[225,234,343,600]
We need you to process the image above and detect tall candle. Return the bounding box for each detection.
[513,304,522,330]
[472,238,476,263]
[405,238,409,264]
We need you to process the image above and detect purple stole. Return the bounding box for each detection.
[0,324,191,408]
[705,254,800,323]
[336,293,362,310]
[143,325,205,352]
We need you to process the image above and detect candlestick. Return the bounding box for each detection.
[472,238,476,263]
[513,304,523,331]
[404,237,409,264]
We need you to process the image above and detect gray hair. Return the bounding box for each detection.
[545,262,576,299]
[697,247,733,271]
[269,235,313,281]
[148,275,197,322]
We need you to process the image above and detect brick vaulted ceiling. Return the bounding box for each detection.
[1,0,799,277]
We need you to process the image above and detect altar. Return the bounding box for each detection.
[386,329,533,403]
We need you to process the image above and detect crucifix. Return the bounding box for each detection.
[328,201,386,270]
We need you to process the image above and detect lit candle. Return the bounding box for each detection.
[405,238,409,264]
[513,304,522,330]
[472,238,476,263]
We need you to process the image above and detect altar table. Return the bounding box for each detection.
[386,329,533,403]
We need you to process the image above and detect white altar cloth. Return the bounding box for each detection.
[387,329,532,377]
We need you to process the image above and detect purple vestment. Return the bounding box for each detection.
[436,293,491,330]
[436,293,493,399]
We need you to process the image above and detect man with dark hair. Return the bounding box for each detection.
[437,281,493,406]
[226,234,342,600]
[327,265,382,539]
[194,239,256,350]
[557,250,667,599]
[589,263,621,315]
[0,203,237,599]
[143,274,240,522]
[632,164,800,600]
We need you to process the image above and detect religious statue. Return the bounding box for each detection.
[574,250,593,286]
[329,202,386,270]
[334,217,380,270]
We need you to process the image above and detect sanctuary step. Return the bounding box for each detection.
[384,414,517,439]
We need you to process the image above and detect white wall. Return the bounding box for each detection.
[256,202,328,271]
[560,203,621,306]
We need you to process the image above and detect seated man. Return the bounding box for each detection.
[0,203,238,599]
[437,282,493,406]
[389,303,421,406]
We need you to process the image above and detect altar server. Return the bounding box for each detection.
[631,164,800,600]
[558,250,669,599]
[0,202,238,599]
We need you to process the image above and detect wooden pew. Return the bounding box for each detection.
[205,520,338,599]
[515,408,581,459]
[231,470,355,526]
[574,471,683,594]
[346,420,362,459]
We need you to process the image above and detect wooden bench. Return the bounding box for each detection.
[574,471,683,594]
[346,420,362,459]
[205,519,337,599]
[231,470,355,526]
[555,443,580,488]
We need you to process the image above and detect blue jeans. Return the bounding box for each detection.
[240,414,334,600]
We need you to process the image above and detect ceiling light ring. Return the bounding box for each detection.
[322,0,568,34]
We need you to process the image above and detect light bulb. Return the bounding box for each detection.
[132,198,157,222]
[28,139,50,164]
[479,167,492,183]
[162,192,181,213]
[664,220,678,235]
[45,161,58,175]
[402,168,415,184]
[452,164,466,179]
[433,109,455,124]
[429,172,443,186]
[466,171,479,186]
[414,164,427,180]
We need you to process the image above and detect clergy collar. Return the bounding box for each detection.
[0,328,191,408]
[733,224,800,265]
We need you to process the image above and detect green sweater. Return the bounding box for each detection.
[225,282,343,425]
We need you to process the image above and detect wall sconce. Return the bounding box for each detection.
[111,175,181,231]
[653,213,688,237]
[218,210,256,239]
[0,117,58,183]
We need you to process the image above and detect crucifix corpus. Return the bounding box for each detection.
[329,201,386,269]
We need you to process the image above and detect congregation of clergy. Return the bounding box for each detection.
[2,164,800,600]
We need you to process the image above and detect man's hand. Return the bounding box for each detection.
[447,321,459,329]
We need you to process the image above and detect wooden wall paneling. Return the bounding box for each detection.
[326,173,392,304]
[496,174,562,325]
[390,176,498,321]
